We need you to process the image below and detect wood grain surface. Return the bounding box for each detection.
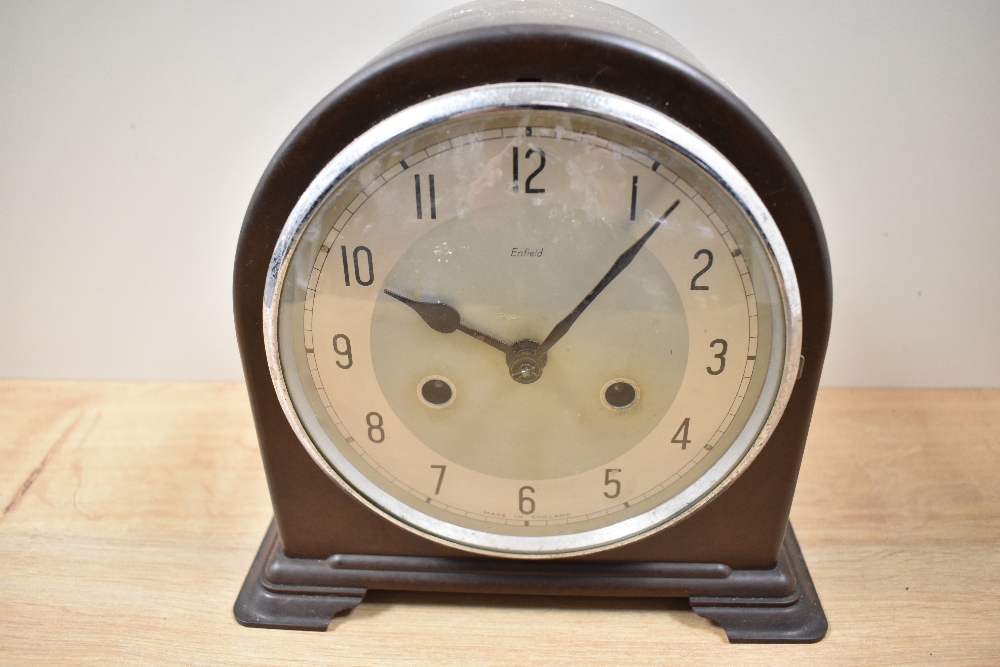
[1,380,997,665]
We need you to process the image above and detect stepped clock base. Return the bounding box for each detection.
[234,520,827,643]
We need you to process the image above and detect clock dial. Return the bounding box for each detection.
[267,84,800,556]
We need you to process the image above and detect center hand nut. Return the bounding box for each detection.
[506,340,547,384]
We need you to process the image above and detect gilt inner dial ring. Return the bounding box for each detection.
[267,83,799,556]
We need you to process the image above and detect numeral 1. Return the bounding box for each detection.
[630,175,638,220]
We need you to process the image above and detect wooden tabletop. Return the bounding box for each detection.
[1,380,997,665]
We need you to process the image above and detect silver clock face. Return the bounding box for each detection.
[265,84,801,557]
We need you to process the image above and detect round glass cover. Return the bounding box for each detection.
[265,83,801,557]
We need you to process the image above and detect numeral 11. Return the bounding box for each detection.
[414,174,436,219]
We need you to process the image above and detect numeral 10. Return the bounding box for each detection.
[341,245,374,287]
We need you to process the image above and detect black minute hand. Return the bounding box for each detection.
[537,200,680,355]
[383,289,511,354]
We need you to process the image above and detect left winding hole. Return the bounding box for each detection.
[418,376,456,408]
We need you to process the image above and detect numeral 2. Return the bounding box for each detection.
[691,249,713,290]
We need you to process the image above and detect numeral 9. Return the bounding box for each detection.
[332,334,353,369]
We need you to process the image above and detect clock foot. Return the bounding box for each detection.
[233,520,365,631]
[234,520,826,642]
[689,525,828,643]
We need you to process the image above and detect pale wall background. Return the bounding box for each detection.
[1,0,998,386]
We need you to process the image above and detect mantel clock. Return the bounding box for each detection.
[233,0,832,643]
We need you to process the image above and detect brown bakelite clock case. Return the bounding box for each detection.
[233,0,831,643]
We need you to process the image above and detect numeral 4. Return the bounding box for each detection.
[672,418,691,450]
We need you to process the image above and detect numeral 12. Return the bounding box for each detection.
[512,147,546,193]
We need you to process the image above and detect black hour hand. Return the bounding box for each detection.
[384,290,511,354]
